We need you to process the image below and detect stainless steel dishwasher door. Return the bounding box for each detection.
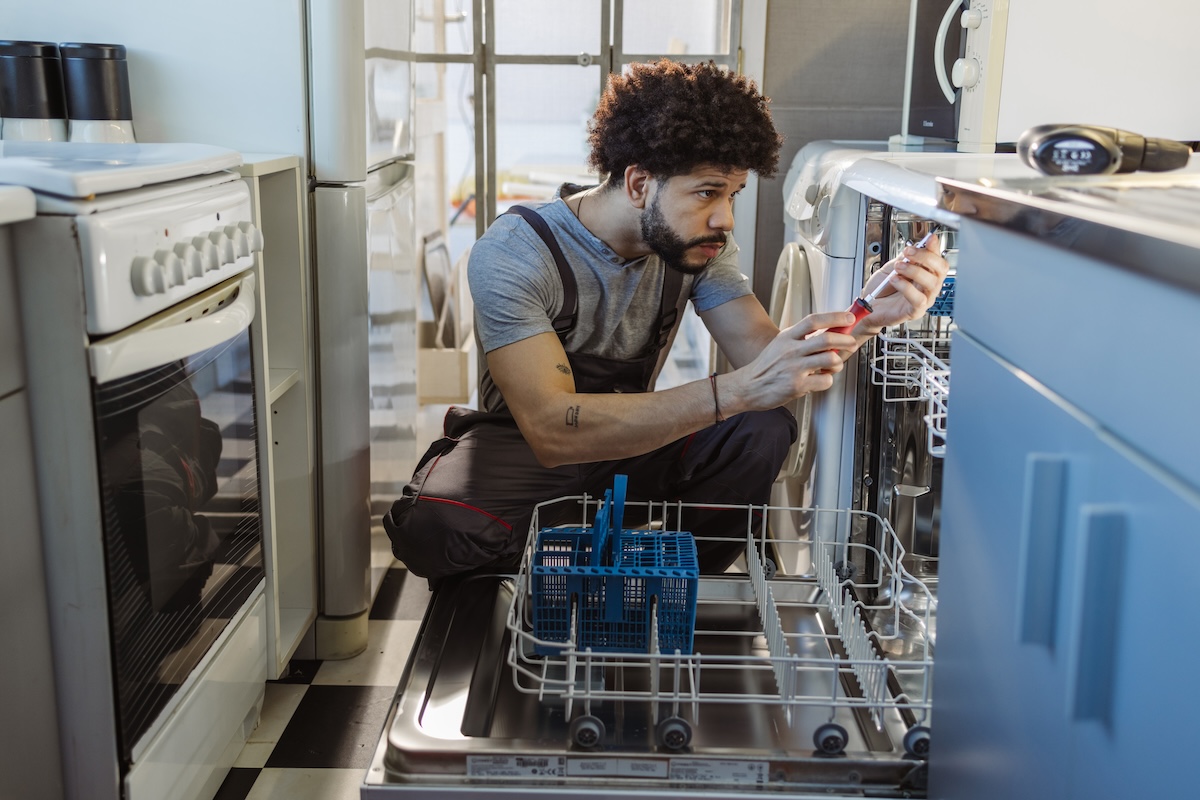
[364,573,929,798]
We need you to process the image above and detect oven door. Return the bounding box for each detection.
[87,271,264,761]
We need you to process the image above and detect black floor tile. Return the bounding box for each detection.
[265,684,395,770]
[271,659,322,684]
[370,567,432,620]
[212,767,260,800]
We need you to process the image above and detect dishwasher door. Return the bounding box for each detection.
[364,565,932,799]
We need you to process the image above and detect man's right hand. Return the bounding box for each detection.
[721,310,857,413]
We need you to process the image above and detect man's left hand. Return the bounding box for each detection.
[858,233,950,332]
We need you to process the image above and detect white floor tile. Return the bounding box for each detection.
[370,530,397,570]
[232,741,276,769]
[245,767,364,800]
[311,620,421,687]
[249,683,309,744]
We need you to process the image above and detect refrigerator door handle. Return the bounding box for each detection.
[1067,505,1128,727]
[1015,454,1070,649]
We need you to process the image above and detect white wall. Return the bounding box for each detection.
[5,0,310,158]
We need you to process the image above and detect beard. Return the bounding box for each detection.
[640,194,727,275]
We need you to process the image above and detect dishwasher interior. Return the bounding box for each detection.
[852,206,956,597]
[366,492,938,798]
[365,197,958,798]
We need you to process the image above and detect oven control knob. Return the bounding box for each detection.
[155,249,186,288]
[174,241,205,279]
[207,230,237,264]
[131,254,168,296]
[191,236,221,272]
[223,224,251,258]
[237,220,265,253]
[951,57,980,89]
[960,8,982,29]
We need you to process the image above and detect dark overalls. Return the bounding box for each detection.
[383,206,796,582]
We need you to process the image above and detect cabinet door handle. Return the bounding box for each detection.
[1016,455,1069,648]
[1068,507,1128,726]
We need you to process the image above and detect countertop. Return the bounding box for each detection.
[0,185,36,225]
[937,156,1200,296]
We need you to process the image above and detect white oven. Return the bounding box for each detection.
[4,142,269,800]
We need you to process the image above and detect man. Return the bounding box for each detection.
[384,59,948,582]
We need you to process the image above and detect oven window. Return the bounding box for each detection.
[92,326,263,761]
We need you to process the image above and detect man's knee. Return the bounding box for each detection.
[730,407,797,468]
[383,487,521,581]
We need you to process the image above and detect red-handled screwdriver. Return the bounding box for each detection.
[827,230,938,335]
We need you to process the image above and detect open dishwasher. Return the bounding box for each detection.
[364,478,936,798]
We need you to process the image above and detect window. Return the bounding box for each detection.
[410,0,741,263]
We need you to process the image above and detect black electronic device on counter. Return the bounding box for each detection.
[1018,123,1193,176]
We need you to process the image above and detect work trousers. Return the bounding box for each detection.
[383,405,796,582]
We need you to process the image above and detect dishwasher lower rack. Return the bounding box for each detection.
[509,498,935,754]
[366,499,937,798]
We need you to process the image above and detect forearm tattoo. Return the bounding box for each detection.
[556,363,572,375]
[565,405,580,427]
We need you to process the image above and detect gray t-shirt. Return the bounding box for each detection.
[469,186,752,412]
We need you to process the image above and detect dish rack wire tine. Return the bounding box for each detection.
[871,330,952,458]
[817,538,890,729]
[747,528,796,725]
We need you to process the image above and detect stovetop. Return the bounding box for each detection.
[0,185,35,224]
[0,141,242,198]
[0,142,263,335]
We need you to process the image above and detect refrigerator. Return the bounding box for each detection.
[5,0,418,644]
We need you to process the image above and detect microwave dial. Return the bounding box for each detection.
[951,58,980,89]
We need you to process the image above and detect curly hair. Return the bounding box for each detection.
[587,59,783,184]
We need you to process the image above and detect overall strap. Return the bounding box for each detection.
[651,264,685,353]
[504,205,686,353]
[503,206,578,337]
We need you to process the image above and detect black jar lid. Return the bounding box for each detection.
[0,41,61,58]
[0,40,66,120]
[59,42,132,121]
[58,42,127,60]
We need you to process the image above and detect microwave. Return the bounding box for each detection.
[901,0,1200,153]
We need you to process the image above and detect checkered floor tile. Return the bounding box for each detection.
[212,565,431,800]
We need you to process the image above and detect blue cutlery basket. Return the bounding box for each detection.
[928,275,955,317]
[530,475,699,655]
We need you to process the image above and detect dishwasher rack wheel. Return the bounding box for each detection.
[655,716,692,751]
[834,560,857,582]
[762,555,777,580]
[813,722,849,755]
[570,714,605,748]
[903,725,931,759]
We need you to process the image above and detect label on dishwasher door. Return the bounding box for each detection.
[669,758,769,785]
[467,755,566,778]
[566,757,669,778]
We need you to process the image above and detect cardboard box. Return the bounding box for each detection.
[417,320,474,404]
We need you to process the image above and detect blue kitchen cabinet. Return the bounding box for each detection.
[931,205,1200,799]
[932,333,1091,800]
[934,332,1200,798]
[1067,430,1200,798]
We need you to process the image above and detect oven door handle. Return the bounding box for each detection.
[89,273,257,384]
